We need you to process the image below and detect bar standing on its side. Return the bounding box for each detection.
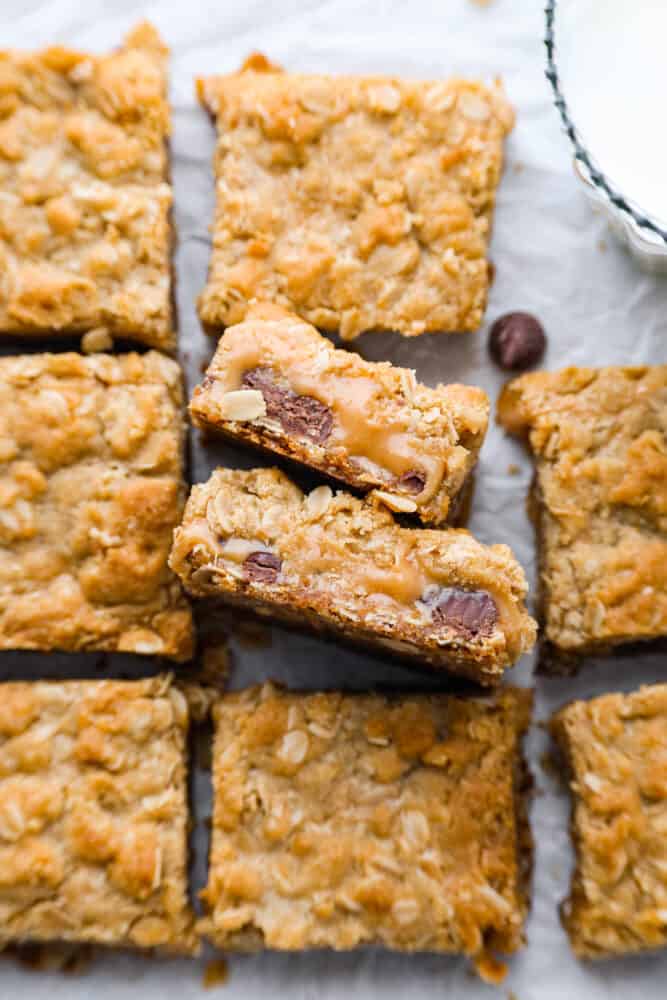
[190,305,489,527]
[169,466,536,685]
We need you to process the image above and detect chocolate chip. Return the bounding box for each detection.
[242,367,333,444]
[426,587,498,638]
[243,551,282,584]
[488,312,546,371]
[396,471,426,495]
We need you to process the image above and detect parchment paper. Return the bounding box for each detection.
[1,0,667,997]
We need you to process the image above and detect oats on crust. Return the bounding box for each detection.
[201,682,532,980]
[498,366,667,666]
[0,23,175,350]
[197,61,514,340]
[552,685,667,958]
[0,675,197,953]
[0,351,193,660]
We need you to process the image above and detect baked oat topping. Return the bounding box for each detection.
[498,365,667,659]
[201,682,532,976]
[190,306,490,526]
[552,685,667,958]
[0,675,197,953]
[197,62,514,339]
[0,350,193,659]
[0,23,175,350]
[169,466,536,684]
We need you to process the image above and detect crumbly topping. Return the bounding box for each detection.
[190,305,489,526]
[498,366,667,653]
[552,685,667,958]
[0,676,197,953]
[197,63,514,339]
[169,466,536,684]
[0,350,193,659]
[0,23,174,349]
[201,682,532,969]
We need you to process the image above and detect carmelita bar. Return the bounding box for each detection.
[190,305,489,527]
[169,466,536,685]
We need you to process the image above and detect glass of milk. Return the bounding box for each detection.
[546,0,667,272]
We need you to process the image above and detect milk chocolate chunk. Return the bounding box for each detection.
[243,550,282,583]
[242,367,333,444]
[397,471,426,494]
[428,587,498,637]
[488,312,546,371]
[170,466,537,686]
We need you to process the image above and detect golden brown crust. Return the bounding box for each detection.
[197,63,514,340]
[551,685,667,959]
[0,22,174,350]
[0,675,197,953]
[201,682,532,971]
[0,350,193,660]
[190,305,489,526]
[169,466,536,684]
[498,366,667,657]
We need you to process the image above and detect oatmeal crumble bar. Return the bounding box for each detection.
[190,305,489,526]
[0,22,175,350]
[197,60,514,340]
[0,675,197,953]
[551,685,667,959]
[0,351,193,659]
[498,366,667,665]
[169,467,536,685]
[201,683,532,979]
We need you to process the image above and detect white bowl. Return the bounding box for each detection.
[545,0,667,273]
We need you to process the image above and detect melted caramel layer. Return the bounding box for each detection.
[207,313,468,503]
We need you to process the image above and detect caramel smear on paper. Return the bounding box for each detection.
[203,958,230,988]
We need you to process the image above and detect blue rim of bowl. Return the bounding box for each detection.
[545,0,667,245]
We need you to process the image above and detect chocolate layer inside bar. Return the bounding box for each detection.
[190,307,489,526]
[170,466,536,685]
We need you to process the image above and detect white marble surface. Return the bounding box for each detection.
[1,0,667,996]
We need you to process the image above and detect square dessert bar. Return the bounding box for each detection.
[0,22,175,350]
[498,366,667,665]
[0,675,197,953]
[551,685,667,959]
[201,683,533,979]
[0,351,193,659]
[190,306,489,527]
[169,467,536,685]
[197,59,514,340]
